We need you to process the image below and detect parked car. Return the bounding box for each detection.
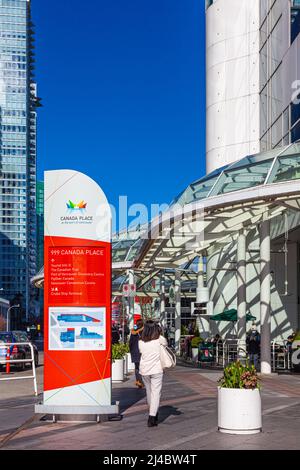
[0,331,39,370]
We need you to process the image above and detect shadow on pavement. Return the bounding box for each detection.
[158,405,182,423]
[113,386,146,414]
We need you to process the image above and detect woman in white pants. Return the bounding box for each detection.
[138,320,167,427]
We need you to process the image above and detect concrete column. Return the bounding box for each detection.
[175,270,181,355]
[127,269,135,331]
[206,248,214,316]
[260,216,271,374]
[196,256,210,339]
[160,272,166,330]
[237,230,247,363]
[197,256,204,293]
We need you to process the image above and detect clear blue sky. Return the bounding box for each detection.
[33,0,206,230]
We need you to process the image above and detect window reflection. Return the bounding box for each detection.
[272,154,300,183]
[213,161,273,195]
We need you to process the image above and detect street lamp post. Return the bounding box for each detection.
[6,304,20,331]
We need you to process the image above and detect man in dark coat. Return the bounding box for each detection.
[129,319,144,388]
[123,323,130,343]
[112,324,120,344]
[247,325,260,370]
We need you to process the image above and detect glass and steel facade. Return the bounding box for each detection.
[260,0,300,151]
[0,0,39,319]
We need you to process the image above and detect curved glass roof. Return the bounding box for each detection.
[33,143,300,288]
[112,224,147,263]
[172,143,300,206]
[114,143,300,265]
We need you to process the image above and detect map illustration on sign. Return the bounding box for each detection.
[57,313,101,325]
[49,307,106,351]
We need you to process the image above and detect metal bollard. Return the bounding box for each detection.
[6,346,10,374]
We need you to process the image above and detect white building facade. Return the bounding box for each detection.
[206,0,300,172]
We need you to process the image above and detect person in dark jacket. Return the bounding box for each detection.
[112,324,120,345]
[123,324,130,343]
[247,325,260,370]
[129,319,144,388]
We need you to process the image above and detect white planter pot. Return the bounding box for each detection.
[124,355,128,375]
[112,359,124,383]
[126,352,135,372]
[191,348,199,362]
[218,387,262,435]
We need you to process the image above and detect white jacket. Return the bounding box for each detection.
[138,335,167,376]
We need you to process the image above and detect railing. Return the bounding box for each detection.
[182,336,294,372]
[0,342,37,396]
[198,339,239,368]
[271,340,292,372]
[201,339,292,371]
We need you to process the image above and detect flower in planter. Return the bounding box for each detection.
[219,361,260,390]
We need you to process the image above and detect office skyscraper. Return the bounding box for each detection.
[36,180,43,271]
[0,0,40,322]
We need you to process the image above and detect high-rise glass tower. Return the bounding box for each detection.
[35,179,43,321]
[0,0,40,323]
[36,180,43,272]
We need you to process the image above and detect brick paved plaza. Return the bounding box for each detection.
[0,356,299,450]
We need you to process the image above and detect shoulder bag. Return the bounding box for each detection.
[160,343,176,369]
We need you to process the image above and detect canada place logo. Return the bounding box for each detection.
[66,200,87,211]
[61,199,92,225]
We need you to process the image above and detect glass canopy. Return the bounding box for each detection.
[112,225,147,263]
[33,143,300,289]
[172,143,300,206]
[114,143,300,265]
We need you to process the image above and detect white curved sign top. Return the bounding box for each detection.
[45,170,111,242]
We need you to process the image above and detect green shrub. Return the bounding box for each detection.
[120,342,130,356]
[117,342,129,355]
[219,361,260,390]
[191,336,203,348]
[112,343,126,362]
[181,325,189,335]
[293,331,300,341]
[194,327,200,337]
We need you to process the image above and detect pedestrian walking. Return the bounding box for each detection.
[129,319,144,388]
[138,320,167,427]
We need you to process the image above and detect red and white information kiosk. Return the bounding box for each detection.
[35,170,119,418]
